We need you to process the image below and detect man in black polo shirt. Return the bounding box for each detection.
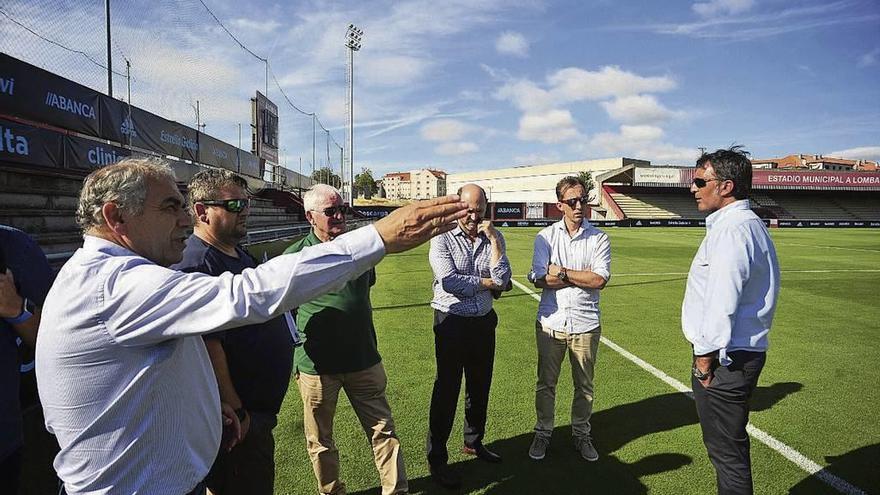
[172,170,296,495]
[1,225,54,493]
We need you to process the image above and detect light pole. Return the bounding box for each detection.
[345,24,363,204]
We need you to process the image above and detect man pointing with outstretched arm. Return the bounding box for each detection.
[36,157,468,495]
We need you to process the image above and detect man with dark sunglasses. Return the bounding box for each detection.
[683,146,779,495]
[285,184,408,495]
[172,169,295,495]
[526,176,611,463]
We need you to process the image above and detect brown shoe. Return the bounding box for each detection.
[462,442,502,463]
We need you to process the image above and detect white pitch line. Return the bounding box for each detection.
[609,269,880,277]
[510,278,867,495]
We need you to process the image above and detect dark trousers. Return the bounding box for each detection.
[692,350,766,495]
[427,309,497,467]
[1,447,22,495]
[206,412,277,495]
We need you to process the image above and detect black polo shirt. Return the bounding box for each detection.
[172,234,294,415]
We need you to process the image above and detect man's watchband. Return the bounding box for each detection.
[4,297,34,325]
[692,364,712,381]
[234,407,248,422]
[558,267,569,282]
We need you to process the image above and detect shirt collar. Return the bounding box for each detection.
[705,199,750,230]
[554,218,589,239]
[83,235,147,260]
[452,224,487,241]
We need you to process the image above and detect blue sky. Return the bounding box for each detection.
[1,0,878,177]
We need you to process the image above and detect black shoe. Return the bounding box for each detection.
[429,463,462,489]
[462,442,503,463]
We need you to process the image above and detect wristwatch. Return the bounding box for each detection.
[4,297,34,325]
[692,363,712,381]
[558,267,569,282]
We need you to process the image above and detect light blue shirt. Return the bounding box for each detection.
[529,220,611,333]
[36,226,385,495]
[429,225,512,317]
[681,200,781,365]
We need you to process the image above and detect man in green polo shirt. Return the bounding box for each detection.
[285,184,407,495]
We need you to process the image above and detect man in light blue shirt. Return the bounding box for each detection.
[36,157,467,495]
[682,146,780,495]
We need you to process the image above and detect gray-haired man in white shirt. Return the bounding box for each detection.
[683,146,780,495]
[526,176,611,462]
[36,158,468,495]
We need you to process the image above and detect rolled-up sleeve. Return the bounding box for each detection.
[429,235,482,297]
[489,234,512,287]
[528,232,551,283]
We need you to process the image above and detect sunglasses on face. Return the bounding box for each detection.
[560,196,589,208]
[692,177,721,188]
[199,198,249,213]
[315,205,349,217]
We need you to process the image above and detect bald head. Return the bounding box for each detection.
[457,183,487,236]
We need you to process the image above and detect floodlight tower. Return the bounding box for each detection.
[345,24,363,204]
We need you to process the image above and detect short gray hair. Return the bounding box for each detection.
[76,157,177,233]
[303,184,342,212]
[188,168,248,205]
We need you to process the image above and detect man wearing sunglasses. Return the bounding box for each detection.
[526,176,611,463]
[683,147,780,495]
[36,158,468,495]
[172,169,294,495]
[284,184,408,495]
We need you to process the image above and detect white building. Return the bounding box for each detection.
[446,157,649,203]
[382,169,447,200]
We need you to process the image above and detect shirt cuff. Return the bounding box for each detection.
[340,224,386,270]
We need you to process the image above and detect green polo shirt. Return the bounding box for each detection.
[284,231,381,375]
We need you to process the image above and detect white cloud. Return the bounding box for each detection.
[513,151,562,165]
[230,18,282,34]
[858,48,879,68]
[436,141,479,155]
[548,66,677,102]
[600,95,682,125]
[586,125,697,164]
[590,125,665,153]
[829,146,880,161]
[361,55,433,87]
[518,110,580,144]
[494,79,555,112]
[692,0,754,18]
[495,31,529,57]
[421,119,472,141]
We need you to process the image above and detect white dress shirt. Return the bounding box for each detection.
[682,200,780,365]
[36,226,385,495]
[529,220,612,333]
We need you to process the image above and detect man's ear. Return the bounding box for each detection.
[193,203,209,224]
[101,202,126,234]
[556,202,564,213]
[305,210,315,226]
[720,179,736,198]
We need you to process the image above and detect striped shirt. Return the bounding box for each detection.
[429,225,512,317]
[36,227,385,495]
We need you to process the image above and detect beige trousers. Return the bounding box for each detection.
[296,362,408,495]
[534,322,601,439]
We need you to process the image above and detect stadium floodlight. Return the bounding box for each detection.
[345,24,363,204]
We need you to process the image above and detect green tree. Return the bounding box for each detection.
[311,167,342,189]
[354,168,378,199]
[577,170,596,202]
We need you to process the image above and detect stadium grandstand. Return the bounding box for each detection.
[0,52,362,267]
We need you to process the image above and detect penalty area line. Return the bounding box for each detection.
[510,278,867,495]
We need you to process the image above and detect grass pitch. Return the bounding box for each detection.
[271,227,880,494]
